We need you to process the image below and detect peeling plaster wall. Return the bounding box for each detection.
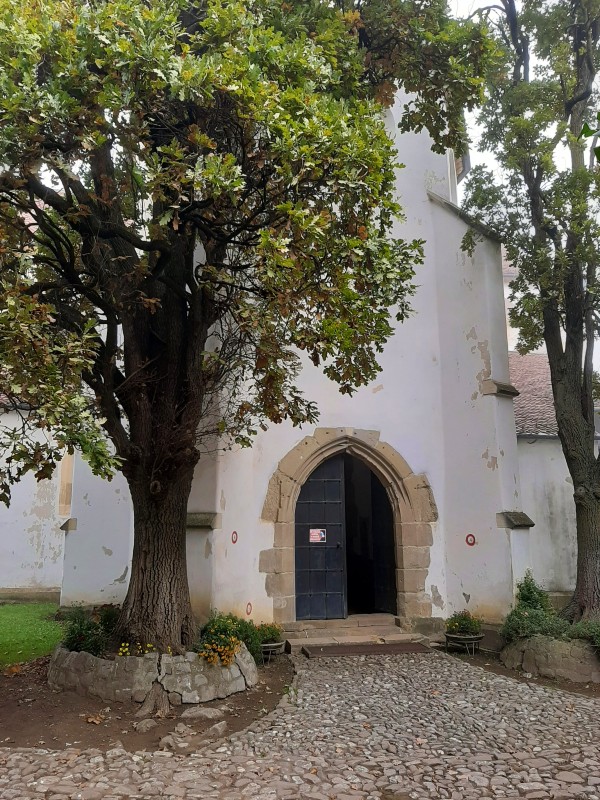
[432,200,523,622]
[61,453,216,616]
[517,437,577,592]
[0,411,64,592]
[61,454,133,606]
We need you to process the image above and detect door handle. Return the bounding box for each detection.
[336,543,341,548]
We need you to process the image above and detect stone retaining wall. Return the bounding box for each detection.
[500,635,600,683]
[48,643,258,704]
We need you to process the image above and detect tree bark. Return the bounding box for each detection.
[563,486,600,621]
[116,469,197,651]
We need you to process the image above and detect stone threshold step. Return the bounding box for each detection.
[285,625,402,640]
[283,614,400,633]
[286,632,427,654]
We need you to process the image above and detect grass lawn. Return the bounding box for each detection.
[0,603,63,667]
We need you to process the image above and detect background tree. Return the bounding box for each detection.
[463,0,600,620]
[0,0,492,649]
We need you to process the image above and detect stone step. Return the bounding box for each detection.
[282,613,399,633]
[285,631,427,654]
[285,624,402,640]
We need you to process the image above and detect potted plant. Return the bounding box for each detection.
[257,623,284,662]
[444,610,484,655]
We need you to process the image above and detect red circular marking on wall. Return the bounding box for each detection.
[246,602,252,616]
[231,531,238,544]
[465,533,476,547]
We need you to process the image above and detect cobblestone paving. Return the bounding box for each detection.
[1,651,600,800]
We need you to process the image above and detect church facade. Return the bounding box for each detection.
[1,99,560,628]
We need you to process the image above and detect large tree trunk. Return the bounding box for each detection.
[117,469,197,651]
[564,487,600,621]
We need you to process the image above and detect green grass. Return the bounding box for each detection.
[0,603,63,667]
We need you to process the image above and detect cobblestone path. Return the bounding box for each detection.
[1,652,599,800]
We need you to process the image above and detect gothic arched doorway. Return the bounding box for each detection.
[294,453,396,620]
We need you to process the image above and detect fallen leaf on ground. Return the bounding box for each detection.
[86,714,105,725]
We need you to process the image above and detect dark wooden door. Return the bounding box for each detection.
[295,455,347,620]
[371,471,397,614]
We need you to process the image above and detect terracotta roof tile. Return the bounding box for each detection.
[508,352,558,436]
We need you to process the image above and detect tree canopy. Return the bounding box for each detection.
[0,0,493,647]
[463,0,600,619]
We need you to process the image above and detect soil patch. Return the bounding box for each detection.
[0,654,293,751]
[448,646,600,699]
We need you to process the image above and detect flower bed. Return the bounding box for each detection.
[48,642,258,705]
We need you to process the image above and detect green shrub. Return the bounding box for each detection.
[198,612,262,665]
[445,610,481,635]
[94,604,120,634]
[569,619,600,651]
[257,622,283,644]
[501,607,570,644]
[499,572,600,652]
[62,609,107,656]
[515,570,553,613]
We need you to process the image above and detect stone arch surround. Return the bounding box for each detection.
[259,427,438,625]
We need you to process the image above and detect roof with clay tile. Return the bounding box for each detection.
[508,352,558,436]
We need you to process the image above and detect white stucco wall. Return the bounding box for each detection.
[0,410,65,595]
[517,437,577,592]
[60,453,216,616]
[431,208,524,622]
[61,454,133,606]
[205,97,524,625]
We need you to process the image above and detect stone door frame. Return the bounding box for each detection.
[259,427,438,624]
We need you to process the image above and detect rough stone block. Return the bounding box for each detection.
[235,646,259,687]
[403,474,439,522]
[396,546,431,570]
[398,523,433,547]
[396,568,428,593]
[500,641,526,671]
[261,473,280,522]
[197,684,218,703]
[397,592,432,620]
[259,547,294,574]
[273,522,294,548]
[277,436,319,479]
[265,571,294,598]
[217,675,245,697]
[273,597,294,624]
[501,636,600,683]
[374,440,412,479]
